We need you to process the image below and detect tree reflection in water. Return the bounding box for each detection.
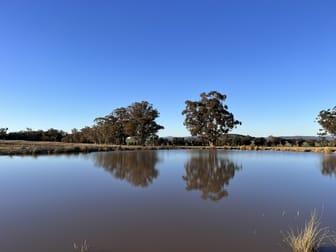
[321,154,336,177]
[183,150,242,201]
[94,151,159,187]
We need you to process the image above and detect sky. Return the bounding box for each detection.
[0,0,335,137]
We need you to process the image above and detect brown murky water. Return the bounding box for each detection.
[1,150,336,252]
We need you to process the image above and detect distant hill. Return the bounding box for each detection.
[161,135,334,141]
[280,136,334,141]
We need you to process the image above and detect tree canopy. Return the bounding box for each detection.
[74,101,164,145]
[182,91,241,146]
[316,106,336,138]
[124,101,164,145]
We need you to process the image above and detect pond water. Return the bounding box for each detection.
[1,150,336,252]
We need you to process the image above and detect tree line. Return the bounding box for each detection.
[63,101,163,145]
[1,90,335,146]
[0,128,67,142]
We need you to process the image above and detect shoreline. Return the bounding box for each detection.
[0,140,199,156]
[0,140,335,156]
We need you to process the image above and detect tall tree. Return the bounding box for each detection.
[80,126,96,143]
[182,91,241,146]
[109,107,129,144]
[93,107,128,144]
[94,116,115,144]
[92,102,164,145]
[316,106,336,138]
[125,101,164,145]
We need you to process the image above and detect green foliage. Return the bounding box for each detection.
[93,107,128,145]
[182,91,241,146]
[65,101,164,145]
[4,128,67,142]
[316,106,336,137]
[302,142,311,147]
[0,128,8,139]
[125,101,164,145]
[254,137,267,146]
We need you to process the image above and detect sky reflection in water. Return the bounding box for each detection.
[0,150,336,252]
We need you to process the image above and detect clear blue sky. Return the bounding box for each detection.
[1,0,335,137]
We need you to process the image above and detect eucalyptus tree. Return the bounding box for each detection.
[93,102,163,145]
[106,107,129,145]
[93,117,111,144]
[182,91,241,146]
[94,107,128,145]
[80,126,96,143]
[316,106,336,139]
[125,101,164,145]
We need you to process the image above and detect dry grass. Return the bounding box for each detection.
[0,140,200,156]
[236,146,336,153]
[284,211,330,252]
[0,140,336,156]
[0,140,111,155]
[329,232,336,248]
[73,240,89,252]
[324,147,333,154]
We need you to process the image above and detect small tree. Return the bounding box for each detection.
[0,128,8,139]
[316,106,336,140]
[182,91,241,146]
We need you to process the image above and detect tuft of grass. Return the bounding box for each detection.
[73,240,89,252]
[329,232,336,247]
[284,211,330,252]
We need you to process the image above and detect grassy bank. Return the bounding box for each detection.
[238,145,336,153]
[0,140,336,156]
[0,140,114,155]
[0,140,198,156]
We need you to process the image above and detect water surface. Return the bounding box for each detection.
[1,150,336,252]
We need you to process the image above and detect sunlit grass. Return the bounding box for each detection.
[284,211,330,252]
[1,140,336,155]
